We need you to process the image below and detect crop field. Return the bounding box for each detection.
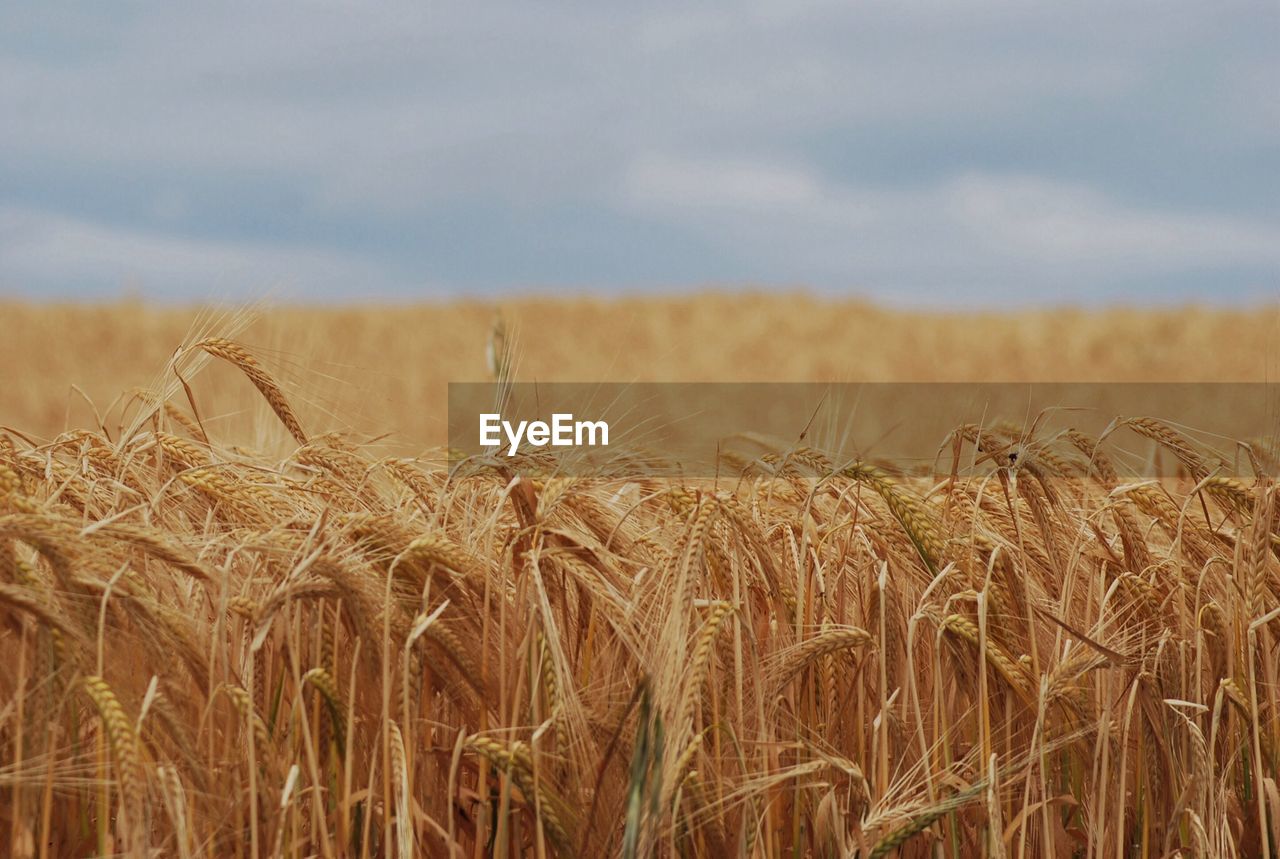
[4,297,1279,448]
[0,298,1278,857]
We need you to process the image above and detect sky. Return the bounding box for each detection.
[1,1,1277,307]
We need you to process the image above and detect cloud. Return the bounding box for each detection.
[0,206,410,300]
[944,174,1280,268]
[620,155,1280,302]
[624,155,827,210]
[0,1,1276,303]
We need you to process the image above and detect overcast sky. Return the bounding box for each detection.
[2,2,1277,306]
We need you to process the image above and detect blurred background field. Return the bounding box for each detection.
[4,296,1278,452]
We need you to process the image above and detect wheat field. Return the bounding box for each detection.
[0,297,1278,857]
[5,297,1279,448]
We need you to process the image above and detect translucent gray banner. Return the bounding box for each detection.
[448,383,1280,478]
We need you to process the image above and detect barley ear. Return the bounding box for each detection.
[84,675,147,852]
[195,337,308,445]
